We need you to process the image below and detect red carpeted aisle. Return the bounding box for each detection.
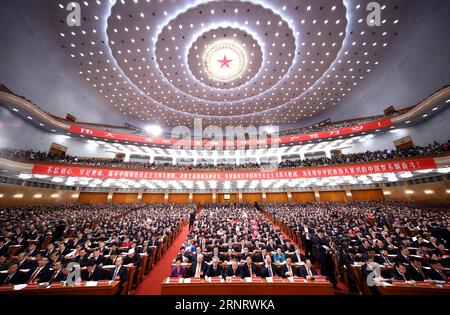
[134,224,190,295]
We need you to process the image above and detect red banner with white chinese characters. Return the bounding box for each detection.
[68,118,392,147]
[31,158,436,181]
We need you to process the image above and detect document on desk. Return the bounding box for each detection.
[13,284,28,291]
[266,277,273,283]
[245,277,252,283]
[85,281,98,287]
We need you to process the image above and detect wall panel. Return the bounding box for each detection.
[383,182,450,204]
[168,193,190,203]
[292,192,316,202]
[112,193,138,204]
[266,193,288,203]
[142,193,165,203]
[217,193,237,203]
[242,193,263,203]
[78,192,108,204]
[351,189,384,201]
[319,191,347,202]
[192,194,213,205]
[0,184,77,206]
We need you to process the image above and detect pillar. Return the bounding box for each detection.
[107,190,114,203]
[299,152,305,161]
[314,189,320,202]
[137,188,144,203]
[345,187,353,202]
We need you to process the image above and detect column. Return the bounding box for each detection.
[345,187,353,202]
[137,188,144,203]
[124,152,131,163]
[107,190,114,203]
[325,150,332,159]
[299,152,305,161]
[314,189,320,202]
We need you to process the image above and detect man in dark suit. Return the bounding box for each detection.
[74,248,89,267]
[391,262,411,281]
[48,261,66,283]
[123,248,141,267]
[110,256,128,295]
[205,256,223,277]
[239,247,251,262]
[17,252,36,270]
[313,229,332,277]
[341,248,358,266]
[291,247,306,264]
[407,257,427,281]
[265,239,276,253]
[255,247,268,263]
[208,246,223,262]
[0,240,8,257]
[298,259,318,279]
[395,246,410,265]
[426,260,448,281]
[82,260,106,281]
[27,257,52,283]
[149,236,160,248]
[190,253,208,278]
[261,254,278,278]
[90,249,105,265]
[282,240,295,254]
[26,243,39,257]
[0,261,27,285]
[223,259,242,278]
[281,257,298,278]
[374,249,393,266]
[241,256,257,278]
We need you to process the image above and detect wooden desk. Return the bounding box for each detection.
[161,277,334,295]
[0,281,119,295]
[378,283,450,295]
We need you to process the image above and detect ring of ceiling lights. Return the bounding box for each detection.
[152,1,296,105]
[203,40,247,82]
[58,0,403,126]
[186,27,263,90]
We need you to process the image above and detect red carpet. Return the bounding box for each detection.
[134,224,190,295]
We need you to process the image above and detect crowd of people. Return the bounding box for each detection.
[0,203,195,293]
[262,201,450,293]
[170,203,314,280]
[1,141,448,171]
[1,200,448,294]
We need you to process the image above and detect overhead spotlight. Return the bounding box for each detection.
[145,125,162,136]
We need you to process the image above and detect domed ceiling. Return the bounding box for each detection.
[54,0,405,127]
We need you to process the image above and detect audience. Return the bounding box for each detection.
[2,141,448,171]
[0,202,196,291]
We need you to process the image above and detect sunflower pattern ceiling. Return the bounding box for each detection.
[56,0,404,127]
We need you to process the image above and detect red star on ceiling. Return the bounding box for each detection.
[217,55,232,68]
